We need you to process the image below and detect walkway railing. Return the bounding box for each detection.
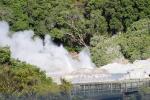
[71,78,150,98]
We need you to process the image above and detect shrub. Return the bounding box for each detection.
[90,35,124,66]
[118,32,150,62]
[0,47,10,64]
[90,19,150,66]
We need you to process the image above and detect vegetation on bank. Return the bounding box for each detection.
[0,47,72,99]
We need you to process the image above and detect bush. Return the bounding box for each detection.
[90,35,124,66]
[91,32,150,66]
[118,19,150,62]
[0,47,10,64]
[0,48,73,99]
[128,18,150,33]
[90,19,150,66]
[118,32,150,62]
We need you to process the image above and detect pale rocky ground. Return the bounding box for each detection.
[63,58,150,84]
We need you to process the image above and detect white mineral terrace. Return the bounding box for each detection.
[48,59,150,84]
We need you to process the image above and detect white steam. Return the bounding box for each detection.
[0,21,150,84]
[0,21,95,78]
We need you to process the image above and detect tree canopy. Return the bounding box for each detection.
[0,0,149,50]
[0,0,150,98]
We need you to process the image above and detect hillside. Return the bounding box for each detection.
[0,0,150,99]
[0,47,71,99]
[0,0,150,66]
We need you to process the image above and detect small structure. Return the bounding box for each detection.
[71,78,150,99]
[62,66,150,99]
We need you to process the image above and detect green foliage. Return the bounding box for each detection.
[87,10,107,36]
[1,0,149,49]
[91,35,124,66]
[118,32,150,62]
[0,0,150,66]
[0,47,10,64]
[0,0,150,98]
[140,87,150,94]
[91,33,150,66]
[91,19,150,66]
[0,47,73,98]
[0,59,60,96]
[60,79,72,94]
[128,18,150,33]
[118,19,150,62]
[88,0,150,34]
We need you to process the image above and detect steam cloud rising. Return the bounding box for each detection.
[1,21,150,83]
[0,21,95,77]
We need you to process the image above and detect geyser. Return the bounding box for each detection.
[0,21,95,79]
[0,21,150,84]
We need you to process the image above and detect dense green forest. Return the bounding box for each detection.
[0,0,150,66]
[0,0,150,98]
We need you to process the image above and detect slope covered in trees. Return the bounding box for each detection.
[0,0,150,64]
[0,0,150,48]
[0,47,72,99]
[0,0,150,96]
[91,18,150,66]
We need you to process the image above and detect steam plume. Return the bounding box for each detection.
[0,21,150,83]
[0,21,95,77]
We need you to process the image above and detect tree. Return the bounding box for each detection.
[90,35,124,66]
[90,19,150,66]
[88,0,150,34]
[118,19,150,61]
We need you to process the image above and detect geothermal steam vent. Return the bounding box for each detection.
[0,21,150,84]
